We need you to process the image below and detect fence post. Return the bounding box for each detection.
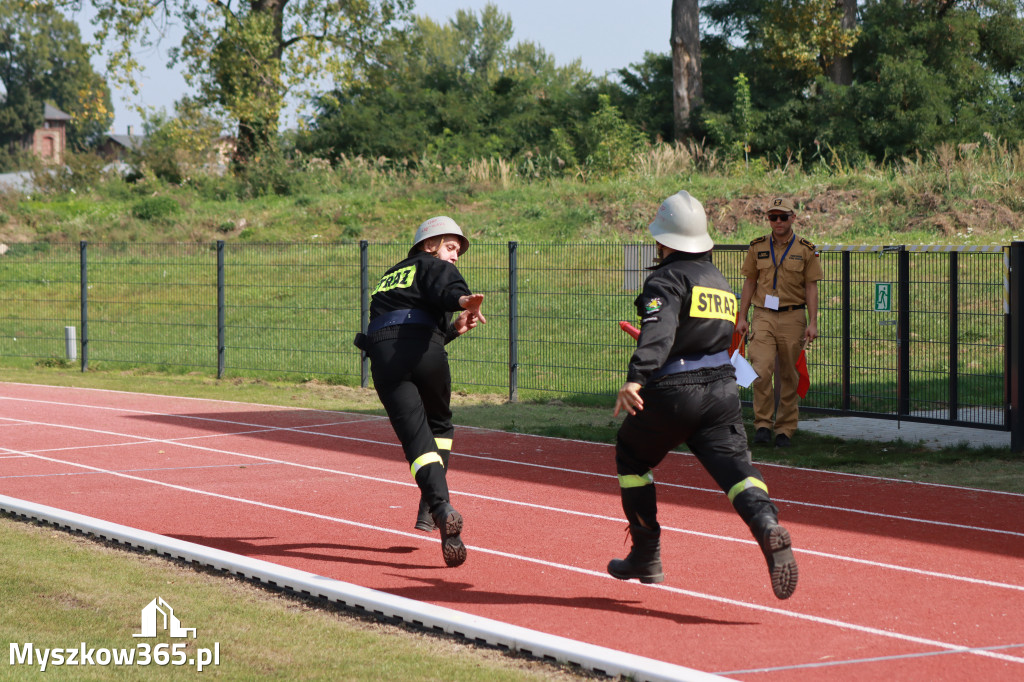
[841,250,851,411]
[948,251,959,421]
[217,240,225,379]
[897,248,911,416]
[79,241,88,372]
[1009,242,1024,452]
[360,240,369,388]
[508,241,518,403]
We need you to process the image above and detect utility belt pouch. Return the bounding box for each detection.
[352,332,370,352]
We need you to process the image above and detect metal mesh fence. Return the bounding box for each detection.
[222,243,361,380]
[0,240,1012,430]
[84,243,217,372]
[0,243,78,366]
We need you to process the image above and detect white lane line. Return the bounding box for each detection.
[2,396,1021,540]
[1,417,1023,594]
[4,389,1023,500]
[1,440,1021,667]
[718,642,1024,676]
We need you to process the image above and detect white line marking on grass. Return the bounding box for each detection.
[1,440,1022,667]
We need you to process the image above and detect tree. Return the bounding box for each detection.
[828,0,857,85]
[759,0,860,82]
[670,0,702,139]
[69,0,412,164]
[300,4,594,167]
[0,0,112,158]
[611,52,674,143]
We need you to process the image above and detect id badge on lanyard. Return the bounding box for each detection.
[767,236,795,309]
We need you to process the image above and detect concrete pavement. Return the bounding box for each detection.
[795,415,1011,450]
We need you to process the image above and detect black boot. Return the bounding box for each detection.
[414,496,436,532]
[607,524,664,584]
[749,513,798,599]
[432,502,466,567]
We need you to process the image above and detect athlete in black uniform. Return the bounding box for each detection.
[355,216,485,568]
[608,191,798,599]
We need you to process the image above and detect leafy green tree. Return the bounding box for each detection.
[610,52,675,143]
[135,99,227,184]
[578,94,647,173]
[702,0,1024,162]
[69,0,411,165]
[0,0,112,161]
[299,4,594,168]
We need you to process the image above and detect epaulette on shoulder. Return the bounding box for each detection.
[799,237,816,250]
[749,235,768,245]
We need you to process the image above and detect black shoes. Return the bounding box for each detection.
[607,525,664,584]
[432,503,466,567]
[414,498,436,532]
[755,429,793,447]
[751,515,799,599]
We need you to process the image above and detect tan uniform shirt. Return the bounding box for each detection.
[740,234,823,308]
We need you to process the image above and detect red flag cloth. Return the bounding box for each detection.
[619,321,641,340]
[729,331,745,357]
[796,349,810,398]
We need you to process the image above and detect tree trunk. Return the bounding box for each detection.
[828,0,857,86]
[671,0,702,140]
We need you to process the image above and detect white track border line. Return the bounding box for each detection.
[4,382,1022,499]
[0,493,731,682]
[3,394,1023,538]
[3,414,1024,593]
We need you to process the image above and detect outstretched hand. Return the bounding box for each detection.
[453,309,482,335]
[455,293,486,335]
[459,293,486,324]
[613,381,643,417]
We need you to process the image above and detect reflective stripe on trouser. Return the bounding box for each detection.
[749,307,806,437]
[727,476,769,503]
[618,470,654,488]
[410,452,444,478]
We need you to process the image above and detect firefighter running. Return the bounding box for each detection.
[608,190,799,599]
[354,216,485,567]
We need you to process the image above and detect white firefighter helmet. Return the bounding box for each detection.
[648,190,713,253]
[412,216,469,254]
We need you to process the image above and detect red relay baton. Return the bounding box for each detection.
[619,321,640,340]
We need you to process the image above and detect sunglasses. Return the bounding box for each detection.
[768,214,792,222]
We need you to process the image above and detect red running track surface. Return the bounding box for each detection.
[1,382,1023,681]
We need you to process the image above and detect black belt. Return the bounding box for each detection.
[367,308,435,333]
[758,304,805,312]
[651,350,731,379]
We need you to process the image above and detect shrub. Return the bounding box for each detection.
[131,196,181,220]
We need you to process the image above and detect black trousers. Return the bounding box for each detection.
[369,334,454,512]
[615,371,771,527]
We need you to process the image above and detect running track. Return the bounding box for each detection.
[1,382,1022,681]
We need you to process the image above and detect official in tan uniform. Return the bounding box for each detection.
[735,197,822,447]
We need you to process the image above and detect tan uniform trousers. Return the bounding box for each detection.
[749,307,806,437]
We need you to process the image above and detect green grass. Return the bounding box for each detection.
[0,518,591,681]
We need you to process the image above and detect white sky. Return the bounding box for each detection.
[72,0,671,134]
